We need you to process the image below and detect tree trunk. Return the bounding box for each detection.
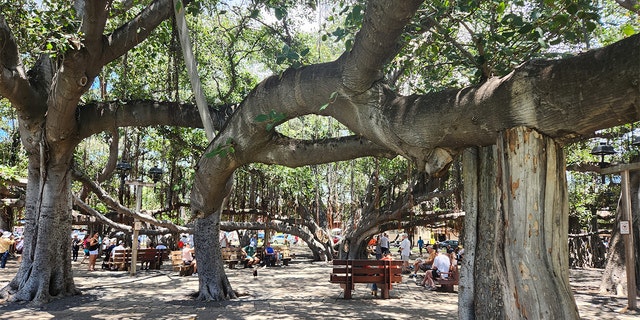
[462,127,579,319]
[193,213,236,301]
[1,151,79,304]
[599,170,640,296]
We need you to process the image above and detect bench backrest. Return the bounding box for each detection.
[272,245,291,259]
[112,249,129,262]
[171,250,183,266]
[221,247,242,261]
[331,259,403,284]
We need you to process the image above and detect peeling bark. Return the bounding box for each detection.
[467,127,579,319]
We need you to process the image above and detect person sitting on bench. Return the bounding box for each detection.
[262,242,277,267]
[422,248,450,291]
[242,244,260,267]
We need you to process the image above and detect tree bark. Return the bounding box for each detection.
[599,170,640,296]
[194,213,236,301]
[1,151,79,304]
[466,127,579,319]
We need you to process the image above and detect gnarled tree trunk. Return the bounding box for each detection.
[2,146,80,304]
[461,127,578,319]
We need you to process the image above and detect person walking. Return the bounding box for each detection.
[399,233,411,273]
[0,231,16,269]
[380,233,390,255]
[417,236,424,256]
[80,234,90,264]
[71,234,81,262]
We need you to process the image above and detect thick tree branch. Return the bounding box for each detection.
[253,134,395,167]
[80,0,109,60]
[76,100,221,139]
[615,0,640,13]
[103,0,173,65]
[0,16,47,119]
[342,0,424,93]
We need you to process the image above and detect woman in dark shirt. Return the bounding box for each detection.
[87,233,100,271]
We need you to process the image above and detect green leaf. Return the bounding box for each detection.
[275,7,286,20]
[497,2,506,14]
[621,24,636,36]
[255,114,269,122]
[319,103,329,111]
[566,3,578,15]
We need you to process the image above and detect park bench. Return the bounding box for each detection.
[171,250,194,276]
[255,245,291,267]
[104,248,168,271]
[435,265,459,292]
[221,247,243,269]
[138,248,168,270]
[329,259,403,299]
[273,245,292,266]
[105,249,129,271]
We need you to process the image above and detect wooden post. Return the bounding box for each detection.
[126,179,155,276]
[130,184,142,276]
[620,170,637,310]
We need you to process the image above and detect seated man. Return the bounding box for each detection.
[108,241,126,271]
[422,248,451,291]
[411,245,436,278]
[241,244,260,268]
[262,241,277,267]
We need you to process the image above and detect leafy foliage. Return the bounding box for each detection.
[255,110,287,131]
[206,137,236,158]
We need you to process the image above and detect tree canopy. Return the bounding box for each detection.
[0,0,638,315]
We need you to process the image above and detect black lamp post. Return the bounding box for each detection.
[590,141,616,168]
[147,166,163,183]
[116,161,132,202]
[591,141,616,184]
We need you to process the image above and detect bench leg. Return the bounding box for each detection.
[380,286,390,299]
[344,287,352,299]
[441,284,454,292]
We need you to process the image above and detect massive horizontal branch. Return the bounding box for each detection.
[76,100,221,139]
[253,134,395,167]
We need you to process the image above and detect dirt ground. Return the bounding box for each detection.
[0,247,638,319]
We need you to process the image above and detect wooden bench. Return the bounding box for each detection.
[254,245,291,267]
[273,245,292,266]
[435,265,459,292]
[221,247,243,269]
[171,250,193,276]
[104,248,168,271]
[105,249,129,271]
[329,259,403,299]
[138,248,168,270]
